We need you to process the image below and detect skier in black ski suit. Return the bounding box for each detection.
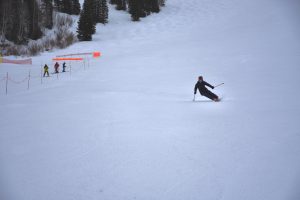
[62,62,66,72]
[194,76,219,101]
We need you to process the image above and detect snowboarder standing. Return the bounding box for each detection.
[43,64,49,77]
[54,62,59,73]
[62,62,67,72]
[194,76,219,102]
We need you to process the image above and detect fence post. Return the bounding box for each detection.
[27,70,31,90]
[87,57,90,68]
[5,72,8,95]
[83,58,86,70]
[69,61,72,77]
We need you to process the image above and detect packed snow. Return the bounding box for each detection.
[1,0,300,200]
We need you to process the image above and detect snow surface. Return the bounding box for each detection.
[1,0,300,199]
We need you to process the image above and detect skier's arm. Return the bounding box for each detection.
[204,81,214,89]
[194,83,198,94]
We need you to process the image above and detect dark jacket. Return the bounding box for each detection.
[194,80,214,94]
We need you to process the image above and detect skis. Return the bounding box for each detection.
[193,97,222,102]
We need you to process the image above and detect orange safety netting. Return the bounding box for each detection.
[56,51,101,58]
[0,58,32,65]
[52,58,83,61]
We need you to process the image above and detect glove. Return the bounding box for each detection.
[212,86,214,89]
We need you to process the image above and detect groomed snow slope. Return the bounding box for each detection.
[1,0,300,199]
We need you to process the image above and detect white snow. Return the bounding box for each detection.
[1,0,300,200]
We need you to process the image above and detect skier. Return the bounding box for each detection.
[62,62,67,72]
[194,76,219,102]
[54,62,59,73]
[43,64,49,77]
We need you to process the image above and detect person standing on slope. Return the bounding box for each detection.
[54,62,59,73]
[194,76,219,102]
[43,64,49,77]
[62,62,67,72]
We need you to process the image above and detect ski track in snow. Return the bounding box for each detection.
[1,0,300,200]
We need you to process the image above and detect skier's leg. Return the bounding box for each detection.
[203,90,218,101]
[207,90,219,101]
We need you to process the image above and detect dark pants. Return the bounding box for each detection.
[201,90,218,100]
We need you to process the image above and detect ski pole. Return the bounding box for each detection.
[214,83,224,88]
[193,94,195,101]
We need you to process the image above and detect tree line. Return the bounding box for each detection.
[0,0,43,44]
[0,0,166,53]
[77,0,166,41]
[110,0,166,21]
[0,0,81,45]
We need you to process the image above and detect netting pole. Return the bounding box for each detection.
[27,70,31,90]
[5,72,8,95]
[69,61,71,77]
[83,58,86,70]
[87,57,90,68]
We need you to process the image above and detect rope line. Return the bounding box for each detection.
[2,58,91,94]
[8,76,29,84]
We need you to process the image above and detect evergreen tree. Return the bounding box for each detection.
[109,0,118,5]
[9,0,22,43]
[144,0,159,15]
[115,0,127,11]
[72,0,81,15]
[144,0,152,15]
[41,0,54,29]
[54,0,62,11]
[28,0,43,40]
[94,0,109,24]
[0,0,9,40]
[150,0,160,13]
[1,0,42,44]
[54,0,81,15]
[63,0,73,14]
[158,0,165,7]
[128,0,145,21]
[77,0,96,41]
